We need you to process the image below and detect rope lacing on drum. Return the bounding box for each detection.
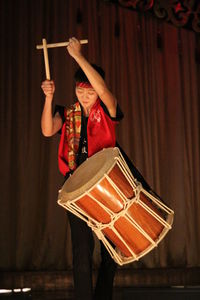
[86,183,142,232]
[58,148,174,266]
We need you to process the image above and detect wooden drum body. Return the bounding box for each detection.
[58,147,174,265]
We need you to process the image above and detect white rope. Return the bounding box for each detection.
[57,147,174,265]
[87,190,116,217]
[142,189,174,215]
[137,197,172,229]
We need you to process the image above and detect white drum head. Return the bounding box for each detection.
[59,147,120,202]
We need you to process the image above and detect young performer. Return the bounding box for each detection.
[41,37,124,300]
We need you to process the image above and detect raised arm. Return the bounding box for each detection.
[67,37,117,118]
[41,80,63,136]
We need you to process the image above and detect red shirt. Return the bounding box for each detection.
[56,99,123,176]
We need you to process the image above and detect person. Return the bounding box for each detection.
[41,37,124,300]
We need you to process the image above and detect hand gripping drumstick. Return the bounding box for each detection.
[36,38,88,80]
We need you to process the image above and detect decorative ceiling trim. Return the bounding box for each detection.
[103,0,200,33]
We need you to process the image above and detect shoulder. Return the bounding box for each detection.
[100,101,124,121]
[54,102,81,122]
[66,102,81,120]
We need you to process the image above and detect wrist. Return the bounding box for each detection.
[45,95,53,102]
[73,53,84,62]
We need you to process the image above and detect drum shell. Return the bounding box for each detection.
[58,147,174,264]
[75,164,165,257]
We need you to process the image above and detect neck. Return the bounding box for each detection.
[83,108,90,116]
[79,98,100,116]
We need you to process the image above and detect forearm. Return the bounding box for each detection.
[74,54,117,115]
[74,54,107,97]
[41,96,54,136]
[67,37,117,117]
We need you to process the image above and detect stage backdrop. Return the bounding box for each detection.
[0,0,199,283]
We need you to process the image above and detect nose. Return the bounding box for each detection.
[83,90,90,100]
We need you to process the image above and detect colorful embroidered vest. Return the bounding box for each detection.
[58,99,118,176]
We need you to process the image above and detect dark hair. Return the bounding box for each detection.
[74,64,105,83]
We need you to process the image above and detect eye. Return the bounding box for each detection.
[76,89,83,94]
[87,89,96,95]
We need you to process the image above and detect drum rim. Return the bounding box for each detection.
[59,147,120,202]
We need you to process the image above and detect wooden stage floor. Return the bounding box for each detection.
[1,287,200,300]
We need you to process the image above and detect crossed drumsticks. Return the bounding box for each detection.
[36,38,88,79]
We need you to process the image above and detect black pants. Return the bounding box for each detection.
[68,212,117,300]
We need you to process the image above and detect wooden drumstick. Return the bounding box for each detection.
[36,39,88,49]
[42,38,50,80]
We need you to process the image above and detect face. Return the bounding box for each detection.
[75,86,98,115]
